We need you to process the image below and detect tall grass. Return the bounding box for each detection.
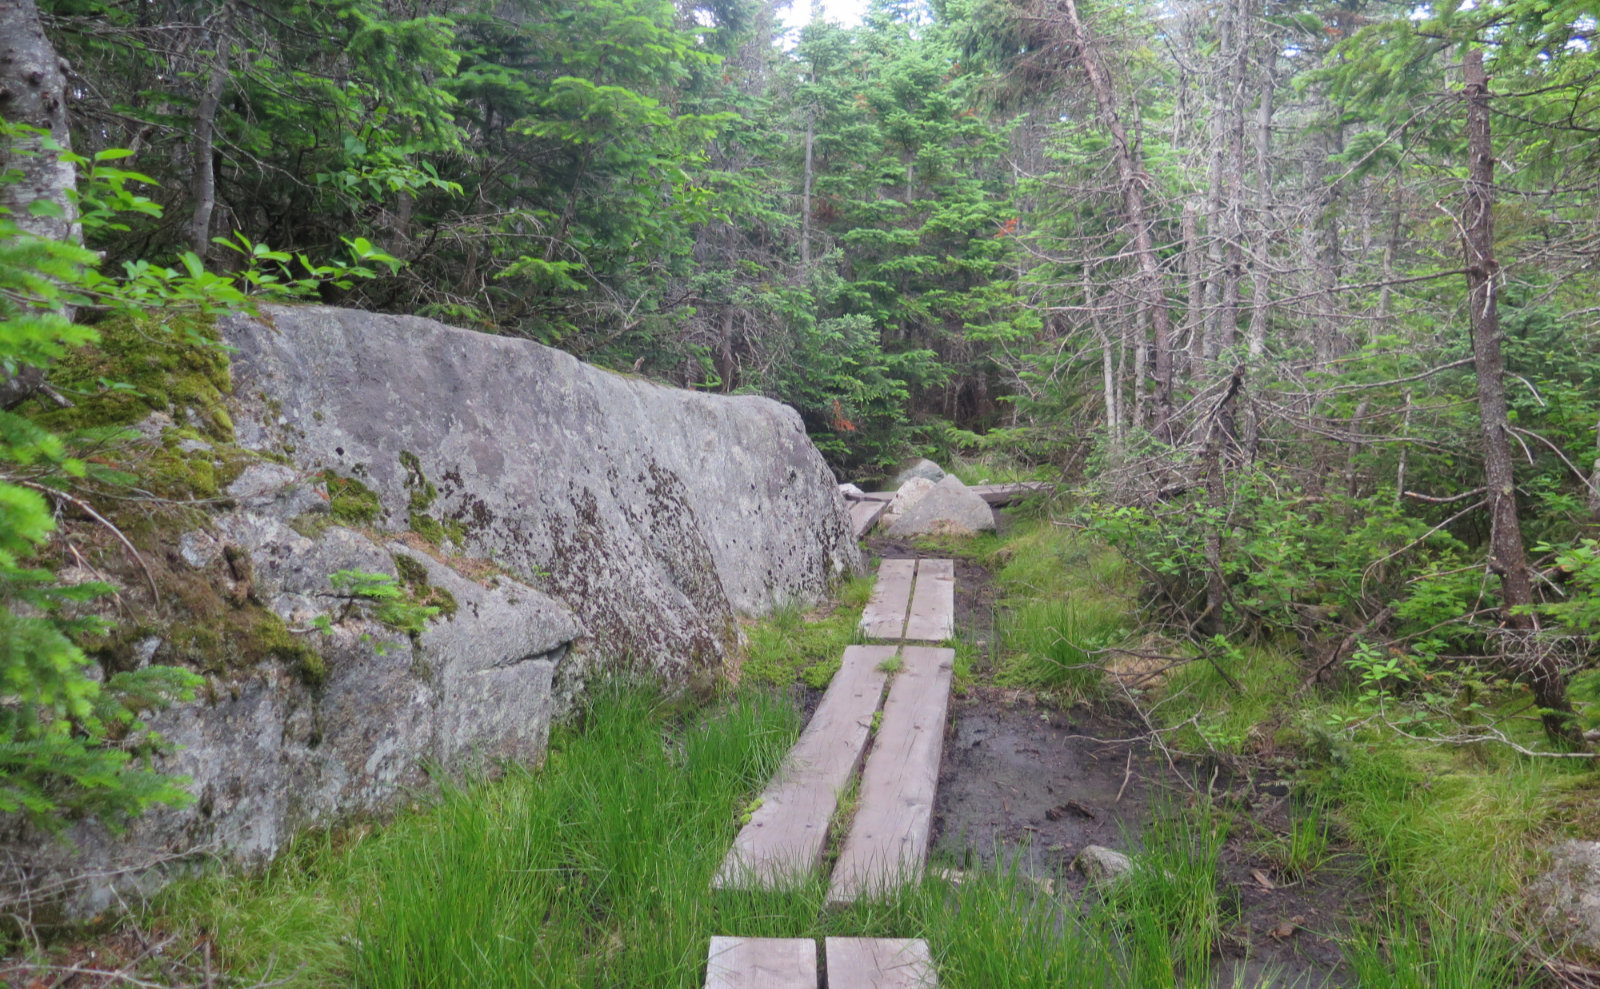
[159,685,802,987]
[154,683,1316,989]
[999,596,1125,692]
[984,520,1134,695]
[1341,904,1531,989]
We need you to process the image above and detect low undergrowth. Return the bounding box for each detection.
[134,682,1389,988]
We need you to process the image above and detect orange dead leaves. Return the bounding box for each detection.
[830,399,857,432]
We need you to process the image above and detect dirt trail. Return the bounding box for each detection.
[863,533,1360,987]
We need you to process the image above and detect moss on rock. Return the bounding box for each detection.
[326,473,382,525]
[34,312,234,441]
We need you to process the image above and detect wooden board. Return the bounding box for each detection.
[827,646,955,906]
[843,489,894,503]
[850,499,889,538]
[970,482,1050,506]
[902,559,955,642]
[713,645,897,889]
[705,937,817,989]
[824,938,937,989]
[858,559,916,640]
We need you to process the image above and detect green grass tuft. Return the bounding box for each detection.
[998,596,1124,693]
[740,576,871,688]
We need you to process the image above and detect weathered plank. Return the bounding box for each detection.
[858,559,916,640]
[824,938,937,989]
[842,488,895,503]
[850,499,889,538]
[827,646,955,906]
[705,937,817,989]
[902,559,955,642]
[713,645,897,889]
[970,481,1050,506]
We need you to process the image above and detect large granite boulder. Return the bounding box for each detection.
[225,304,858,672]
[888,475,996,537]
[8,303,857,919]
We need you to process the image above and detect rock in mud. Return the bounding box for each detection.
[887,475,996,537]
[1073,844,1134,882]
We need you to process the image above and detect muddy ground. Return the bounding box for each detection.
[866,531,1369,988]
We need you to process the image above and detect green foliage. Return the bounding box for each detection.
[1530,539,1600,634]
[323,569,440,643]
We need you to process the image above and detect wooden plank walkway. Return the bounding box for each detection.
[902,559,955,642]
[827,645,955,906]
[825,938,937,989]
[858,559,916,639]
[970,481,1050,506]
[713,645,897,889]
[705,937,816,989]
[850,499,889,538]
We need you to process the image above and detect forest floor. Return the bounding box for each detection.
[868,528,1360,987]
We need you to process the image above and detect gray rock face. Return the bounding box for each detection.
[887,475,996,537]
[225,304,857,673]
[12,462,582,919]
[1533,840,1600,958]
[10,303,856,919]
[893,459,946,487]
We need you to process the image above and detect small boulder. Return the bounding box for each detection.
[1073,845,1134,882]
[893,458,946,487]
[838,483,866,500]
[888,475,996,537]
[880,476,937,529]
[1532,840,1600,958]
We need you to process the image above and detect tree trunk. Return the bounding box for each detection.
[1059,0,1172,441]
[1086,270,1121,459]
[0,0,80,409]
[801,110,814,268]
[188,1,233,257]
[1460,48,1577,744]
[1589,416,1600,519]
